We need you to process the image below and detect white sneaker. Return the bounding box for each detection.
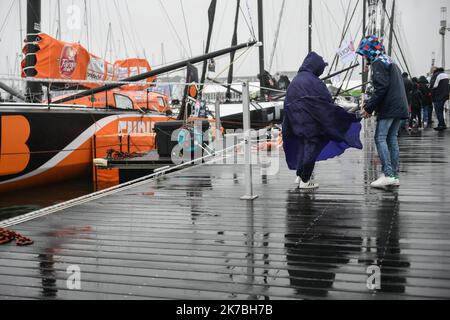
[299,179,319,190]
[393,178,400,187]
[370,176,397,188]
[295,176,301,184]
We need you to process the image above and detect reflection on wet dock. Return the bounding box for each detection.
[0,122,450,300]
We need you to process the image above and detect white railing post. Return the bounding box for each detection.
[214,98,222,155]
[240,81,258,201]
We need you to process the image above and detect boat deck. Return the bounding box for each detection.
[1,121,450,300]
[105,150,174,170]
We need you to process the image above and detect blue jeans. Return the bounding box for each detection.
[433,101,447,128]
[422,105,433,124]
[375,118,402,178]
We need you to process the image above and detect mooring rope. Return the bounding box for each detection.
[0,227,33,246]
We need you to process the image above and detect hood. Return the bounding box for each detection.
[356,35,386,63]
[299,52,328,77]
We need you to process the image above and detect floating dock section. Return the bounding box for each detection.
[1,124,450,300]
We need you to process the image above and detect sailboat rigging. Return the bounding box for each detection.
[226,0,241,102]
[0,0,259,193]
[199,0,217,92]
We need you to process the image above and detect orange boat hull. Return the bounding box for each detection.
[0,105,171,193]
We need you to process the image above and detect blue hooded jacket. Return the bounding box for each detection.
[282,52,363,171]
[356,35,409,119]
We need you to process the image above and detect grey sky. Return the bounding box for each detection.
[0,0,449,83]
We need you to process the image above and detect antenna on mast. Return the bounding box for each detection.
[440,7,448,69]
[308,0,312,53]
[257,0,266,99]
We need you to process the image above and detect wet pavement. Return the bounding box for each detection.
[0,120,450,300]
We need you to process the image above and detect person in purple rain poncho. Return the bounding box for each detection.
[282,52,363,190]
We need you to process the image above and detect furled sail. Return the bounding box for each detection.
[21,33,155,90]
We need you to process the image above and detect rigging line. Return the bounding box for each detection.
[321,0,337,59]
[198,46,254,97]
[321,0,343,32]
[335,19,367,97]
[89,0,95,53]
[84,0,90,51]
[239,4,256,39]
[212,0,229,51]
[392,47,407,72]
[0,0,15,39]
[339,0,348,16]
[312,9,326,58]
[104,23,112,60]
[179,0,193,57]
[71,0,74,40]
[157,0,190,59]
[396,19,416,74]
[152,49,249,74]
[57,0,62,40]
[113,0,130,57]
[328,0,360,74]
[225,0,241,100]
[125,1,144,57]
[333,59,360,100]
[344,19,364,89]
[381,6,411,76]
[104,0,116,60]
[245,0,257,39]
[118,0,139,57]
[268,0,286,73]
[340,0,354,43]
[18,0,24,68]
[51,0,57,38]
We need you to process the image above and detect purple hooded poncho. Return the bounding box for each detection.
[282,52,363,171]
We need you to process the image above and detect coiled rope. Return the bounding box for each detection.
[0,227,33,246]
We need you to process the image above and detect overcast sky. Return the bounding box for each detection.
[0,0,450,84]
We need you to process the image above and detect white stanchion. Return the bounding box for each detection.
[240,81,258,201]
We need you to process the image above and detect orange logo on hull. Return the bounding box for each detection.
[0,116,31,176]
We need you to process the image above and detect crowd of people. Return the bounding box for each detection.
[402,67,449,132]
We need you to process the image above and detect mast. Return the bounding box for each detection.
[25,0,43,103]
[268,0,286,72]
[388,0,396,56]
[200,0,217,92]
[104,23,113,61]
[362,0,368,93]
[226,0,240,101]
[440,7,447,69]
[380,0,387,40]
[308,0,313,52]
[367,0,378,35]
[257,0,265,98]
[56,0,62,40]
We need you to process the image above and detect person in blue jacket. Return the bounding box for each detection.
[282,52,363,190]
[357,35,409,188]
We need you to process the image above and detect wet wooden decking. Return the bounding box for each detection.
[1,121,450,300]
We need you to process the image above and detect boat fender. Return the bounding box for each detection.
[94,158,108,168]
